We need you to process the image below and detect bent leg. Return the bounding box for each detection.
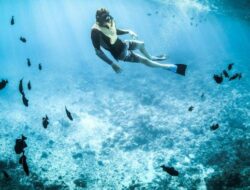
[124,51,177,72]
[127,40,167,61]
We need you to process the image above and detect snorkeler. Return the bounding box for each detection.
[91,8,187,76]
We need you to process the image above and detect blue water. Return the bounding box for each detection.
[0,0,249,189]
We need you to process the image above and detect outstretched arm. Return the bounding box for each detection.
[91,29,122,73]
[91,29,113,65]
[116,28,130,35]
[95,49,122,73]
[95,48,113,65]
[117,28,137,39]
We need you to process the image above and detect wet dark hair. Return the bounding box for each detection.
[96,8,113,26]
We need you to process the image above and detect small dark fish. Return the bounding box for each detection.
[223,70,229,78]
[2,170,11,180]
[38,63,42,70]
[20,37,27,43]
[27,81,31,90]
[238,73,242,80]
[65,106,73,121]
[0,79,8,90]
[11,16,14,25]
[19,154,29,176]
[22,94,29,107]
[160,165,179,176]
[201,93,205,99]
[213,74,223,84]
[188,106,194,112]
[14,135,27,154]
[19,78,24,95]
[229,73,239,81]
[42,115,49,129]
[228,63,234,70]
[27,58,31,67]
[210,123,219,131]
[147,13,152,16]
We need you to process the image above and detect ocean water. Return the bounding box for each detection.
[0,0,249,189]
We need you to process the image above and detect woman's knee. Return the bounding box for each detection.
[137,41,145,49]
[129,40,144,50]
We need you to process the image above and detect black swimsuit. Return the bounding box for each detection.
[91,28,141,63]
[91,28,127,60]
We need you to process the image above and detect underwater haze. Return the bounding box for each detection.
[0,0,250,189]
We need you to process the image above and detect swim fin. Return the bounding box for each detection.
[175,64,187,76]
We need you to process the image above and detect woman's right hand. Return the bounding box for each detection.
[111,63,122,73]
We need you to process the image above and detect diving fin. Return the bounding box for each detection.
[176,64,187,76]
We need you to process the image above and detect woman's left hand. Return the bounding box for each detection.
[129,30,138,40]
